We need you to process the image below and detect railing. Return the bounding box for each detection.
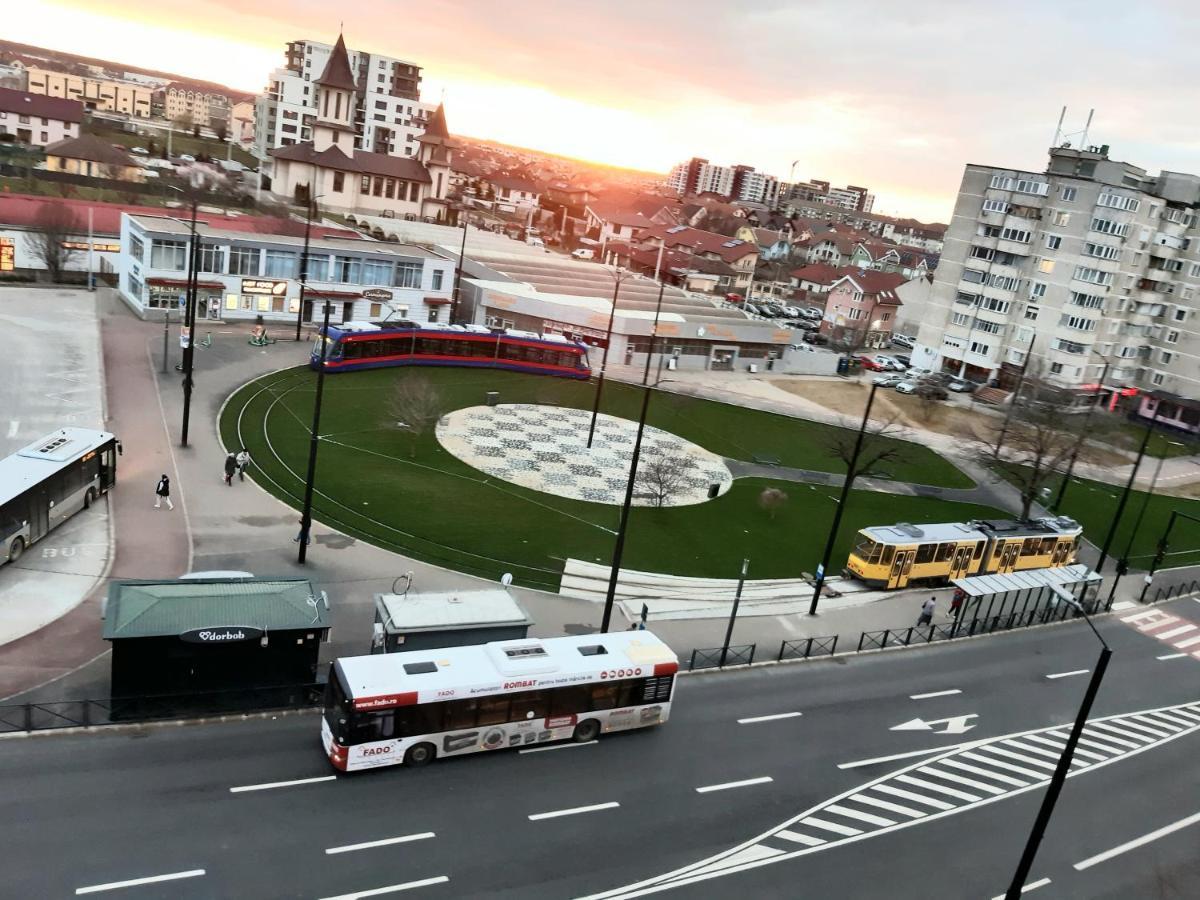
[688,644,756,671]
[778,635,838,661]
[0,682,325,735]
[1153,579,1200,603]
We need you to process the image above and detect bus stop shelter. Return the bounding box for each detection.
[371,589,531,653]
[103,577,330,701]
[951,564,1104,629]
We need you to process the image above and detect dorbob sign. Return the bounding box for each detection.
[180,626,264,644]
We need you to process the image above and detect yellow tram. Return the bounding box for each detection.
[845,517,1082,590]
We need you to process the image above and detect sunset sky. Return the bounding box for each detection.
[12,0,1200,222]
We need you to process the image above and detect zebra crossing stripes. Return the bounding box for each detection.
[582,700,1200,899]
[1120,609,1200,660]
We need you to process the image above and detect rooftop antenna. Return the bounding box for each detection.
[1055,108,1096,151]
[1051,106,1066,147]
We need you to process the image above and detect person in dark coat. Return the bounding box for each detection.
[223,453,237,486]
[154,474,173,510]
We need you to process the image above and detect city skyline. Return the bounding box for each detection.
[11,0,1200,222]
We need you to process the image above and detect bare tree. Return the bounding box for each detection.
[827,324,871,371]
[825,410,908,489]
[914,381,946,424]
[389,375,443,457]
[758,487,789,519]
[635,451,695,507]
[28,201,81,283]
[966,373,1079,519]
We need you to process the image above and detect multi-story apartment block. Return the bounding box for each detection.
[162,83,232,129]
[667,158,779,205]
[783,178,875,213]
[913,145,1200,431]
[254,38,431,161]
[25,66,153,118]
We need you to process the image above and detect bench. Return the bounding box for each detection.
[751,453,781,466]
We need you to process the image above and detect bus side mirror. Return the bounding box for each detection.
[116,442,123,456]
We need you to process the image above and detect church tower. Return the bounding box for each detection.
[311,34,358,154]
[416,103,457,214]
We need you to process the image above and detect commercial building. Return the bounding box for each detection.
[116,211,454,325]
[0,87,81,147]
[254,36,432,161]
[912,144,1200,432]
[667,158,780,205]
[25,66,153,118]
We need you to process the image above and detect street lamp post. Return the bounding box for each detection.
[809,383,878,616]
[450,209,468,324]
[1005,595,1111,899]
[992,336,1037,460]
[177,196,200,448]
[297,300,333,564]
[598,279,666,633]
[1053,362,1110,511]
[1106,440,1179,604]
[585,269,626,450]
[719,558,750,667]
[1093,420,1155,578]
[294,192,321,342]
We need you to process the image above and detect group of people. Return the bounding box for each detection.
[916,588,967,626]
[223,449,252,486]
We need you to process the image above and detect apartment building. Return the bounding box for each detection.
[254,38,432,161]
[912,145,1200,431]
[162,83,232,129]
[784,179,875,213]
[25,66,153,118]
[667,158,779,205]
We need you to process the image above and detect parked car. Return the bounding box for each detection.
[948,378,978,393]
[893,354,912,368]
[897,380,948,399]
[800,307,823,319]
[873,374,905,388]
[782,305,801,317]
[130,146,148,155]
[874,355,905,371]
[725,293,745,304]
[178,153,196,163]
[571,248,595,260]
[802,331,830,345]
[923,372,953,386]
[905,366,933,380]
[858,356,886,372]
[792,320,819,331]
[891,334,915,349]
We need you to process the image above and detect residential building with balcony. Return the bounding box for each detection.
[162,83,232,129]
[666,158,779,205]
[254,36,432,162]
[912,145,1200,431]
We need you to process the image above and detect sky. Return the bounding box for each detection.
[10,0,1200,222]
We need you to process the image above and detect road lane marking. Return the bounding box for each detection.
[917,764,1004,796]
[1074,810,1200,871]
[799,816,862,837]
[990,876,1051,899]
[1088,723,1148,749]
[1155,624,1197,640]
[938,757,1028,788]
[1003,738,1083,765]
[1110,601,1136,610]
[76,870,205,894]
[774,830,825,847]
[1046,669,1089,679]
[1157,652,1188,660]
[529,801,619,820]
[872,783,954,811]
[896,773,980,803]
[909,689,961,700]
[229,775,337,793]
[696,776,773,794]
[823,803,896,828]
[738,712,803,724]
[519,740,596,754]
[325,832,435,855]
[847,793,925,819]
[6,420,17,438]
[960,750,1044,781]
[837,743,976,770]
[1023,733,1106,761]
[1173,634,1200,649]
[320,876,450,899]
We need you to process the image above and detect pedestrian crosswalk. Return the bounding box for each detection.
[1120,608,1200,660]
[584,700,1200,899]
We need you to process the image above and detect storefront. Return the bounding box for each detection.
[146,278,224,319]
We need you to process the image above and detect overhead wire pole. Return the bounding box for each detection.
[179,197,200,447]
[599,277,666,633]
[450,208,468,324]
[992,335,1036,460]
[1106,440,1177,604]
[809,382,878,616]
[585,269,625,450]
[1092,419,1155,579]
[1053,360,1110,511]
[298,301,333,565]
[1138,509,1200,603]
[294,191,319,341]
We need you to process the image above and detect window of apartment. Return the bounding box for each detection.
[263,249,297,278]
[375,100,387,109]
[981,199,1010,215]
[1060,186,1077,201]
[1050,362,1064,375]
[969,246,994,261]
[1015,178,1049,196]
[1090,217,1129,237]
[976,320,1003,335]
[334,256,362,283]
[1069,291,1104,310]
[951,312,971,327]
[332,171,345,193]
[1119,346,1138,358]
[1052,339,1088,354]
[1024,305,1040,321]
[1061,314,1097,332]
[1037,258,1055,274]
[228,246,260,275]
[978,224,1002,238]
[1150,372,1165,386]
[432,270,444,291]
[1160,351,1174,365]
[360,175,371,193]
[1166,329,1180,344]
[1054,212,1070,226]
[1073,266,1113,286]
[990,274,1020,290]
[1001,227,1030,243]
[980,297,1010,314]
[955,291,980,305]
[1015,326,1034,343]
[1044,234,1062,250]
[150,239,187,270]
[361,259,393,286]
[197,245,224,273]
[1083,242,1121,260]
[1097,193,1140,212]
[393,262,422,288]
[129,233,144,262]
[969,341,991,355]
[1174,307,1188,322]
[943,336,964,350]
[301,253,329,281]
[1007,348,1027,365]
[1030,282,1047,299]
[989,175,1014,190]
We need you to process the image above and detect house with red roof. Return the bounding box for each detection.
[635,224,759,292]
[0,87,82,148]
[819,270,908,349]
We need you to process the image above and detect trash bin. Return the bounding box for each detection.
[837,358,849,374]
[668,358,677,371]
[748,363,758,374]
[486,391,500,406]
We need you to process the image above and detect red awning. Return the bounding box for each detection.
[306,289,362,299]
[424,297,451,305]
[148,278,225,289]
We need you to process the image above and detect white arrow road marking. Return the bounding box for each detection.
[891,714,978,735]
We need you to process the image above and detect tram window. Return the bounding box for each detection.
[935,542,954,562]
[1021,538,1040,556]
[868,543,884,564]
[416,338,439,355]
[973,541,985,560]
[915,543,936,564]
[476,695,511,726]
[1040,538,1057,554]
[880,546,895,566]
[499,342,520,361]
[853,536,877,560]
[342,342,362,359]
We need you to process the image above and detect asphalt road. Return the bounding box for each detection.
[2,598,1199,899]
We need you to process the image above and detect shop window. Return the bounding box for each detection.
[225,295,238,310]
[256,297,270,312]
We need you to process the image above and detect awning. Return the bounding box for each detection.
[951,564,1101,598]
[424,297,451,305]
[148,278,224,290]
[306,289,362,299]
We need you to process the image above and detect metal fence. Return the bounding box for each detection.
[0,682,325,735]
[856,601,1091,651]
[777,636,838,661]
[688,644,756,671]
[1152,579,1200,603]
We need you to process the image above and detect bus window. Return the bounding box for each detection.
[548,685,591,717]
[476,695,510,726]
[509,690,548,720]
[915,543,936,564]
[591,683,620,710]
[350,710,394,743]
[445,698,478,730]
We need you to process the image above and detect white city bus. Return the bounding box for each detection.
[1,428,119,565]
[321,631,680,771]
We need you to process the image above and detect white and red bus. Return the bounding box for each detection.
[321,632,679,771]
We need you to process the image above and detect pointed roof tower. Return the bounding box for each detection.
[417,102,459,157]
[422,103,450,140]
[315,33,357,91]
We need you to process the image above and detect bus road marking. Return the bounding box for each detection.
[326,832,435,855]
[910,689,962,700]
[529,801,620,821]
[519,740,597,754]
[696,776,774,794]
[1046,669,1089,680]
[76,869,205,894]
[319,875,450,899]
[229,775,337,793]
[738,712,803,724]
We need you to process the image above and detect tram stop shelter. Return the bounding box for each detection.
[371,588,531,653]
[950,564,1104,629]
[102,577,330,699]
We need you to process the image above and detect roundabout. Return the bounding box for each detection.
[221,366,1003,589]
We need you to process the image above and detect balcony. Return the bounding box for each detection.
[1149,242,1180,261]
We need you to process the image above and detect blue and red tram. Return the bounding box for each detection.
[310,321,592,379]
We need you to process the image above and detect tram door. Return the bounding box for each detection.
[1050,541,1070,566]
[949,545,973,580]
[998,542,1020,574]
[887,549,915,589]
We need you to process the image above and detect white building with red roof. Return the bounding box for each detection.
[0,87,82,148]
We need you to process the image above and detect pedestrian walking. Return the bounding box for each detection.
[917,595,936,627]
[223,453,237,486]
[950,588,965,616]
[236,447,252,481]
[293,518,310,545]
[154,474,174,510]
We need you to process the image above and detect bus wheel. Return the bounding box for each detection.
[405,742,436,767]
[83,488,96,509]
[8,538,24,564]
[573,719,601,743]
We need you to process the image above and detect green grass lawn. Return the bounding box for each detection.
[1093,417,1200,459]
[222,367,993,588]
[87,122,257,168]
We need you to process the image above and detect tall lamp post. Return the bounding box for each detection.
[992,336,1036,460]
[168,187,200,448]
[1005,594,1111,899]
[1092,420,1155,578]
[1105,439,1179,604]
[809,383,878,616]
[585,268,628,449]
[450,207,469,324]
[293,191,323,342]
[599,278,666,633]
[1052,362,1110,511]
[298,300,333,564]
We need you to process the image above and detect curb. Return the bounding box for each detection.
[0,704,320,741]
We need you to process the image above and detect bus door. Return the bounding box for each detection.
[887,548,915,589]
[100,444,117,491]
[999,542,1020,574]
[29,490,50,543]
[949,545,973,580]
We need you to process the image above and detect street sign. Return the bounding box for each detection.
[178,294,187,309]
[815,563,824,579]
[891,714,978,735]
